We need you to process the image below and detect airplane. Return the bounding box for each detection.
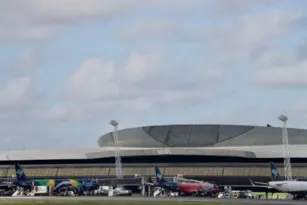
[12,163,99,194]
[146,167,219,197]
[250,162,307,200]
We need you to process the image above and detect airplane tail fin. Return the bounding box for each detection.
[155,167,167,184]
[15,163,28,181]
[269,162,282,181]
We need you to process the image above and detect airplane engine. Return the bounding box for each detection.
[200,183,219,197]
[201,182,214,190]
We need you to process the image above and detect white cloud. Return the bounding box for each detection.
[122,51,163,82]
[206,10,302,58]
[34,103,98,123]
[117,1,280,43]
[220,11,307,88]
[297,40,307,60]
[293,100,307,114]
[285,101,307,128]
[252,49,295,69]
[119,8,305,77]
[63,51,164,104]
[121,97,153,111]
[0,0,161,41]
[174,9,307,88]
[64,50,220,105]
[255,60,307,86]
[13,48,41,71]
[252,40,307,87]
[118,19,178,41]
[0,47,41,78]
[41,50,223,122]
[65,58,119,102]
[39,6,304,122]
[9,48,42,77]
[163,0,277,16]
[211,0,278,15]
[0,77,33,110]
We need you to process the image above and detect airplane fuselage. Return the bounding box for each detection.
[14,179,99,191]
[177,182,219,196]
[269,180,307,193]
[158,182,179,192]
[178,182,202,194]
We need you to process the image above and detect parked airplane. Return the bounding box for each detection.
[13,163,99,194]
[250,162,307,200]
[146,167,219,196]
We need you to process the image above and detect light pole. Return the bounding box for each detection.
[109,120,123,182]
[278,114,292,181]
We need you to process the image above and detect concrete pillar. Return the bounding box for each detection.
[141,176,145,196]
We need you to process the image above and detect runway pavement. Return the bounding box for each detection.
[0,196,303,204]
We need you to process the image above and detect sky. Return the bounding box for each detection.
[1,0,307,150]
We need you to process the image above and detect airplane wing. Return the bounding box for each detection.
[143,182,155,186]
[273,182,287,187]
[2,181,14,185]
[1,181,15,187]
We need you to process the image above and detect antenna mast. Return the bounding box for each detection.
[278,114,292,181]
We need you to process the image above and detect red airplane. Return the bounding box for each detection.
[146,167,219,197]
[177,181,219,196]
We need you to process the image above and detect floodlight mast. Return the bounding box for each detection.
[278,114,292,181]
[109,120,123,181]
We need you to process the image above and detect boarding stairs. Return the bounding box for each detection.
[153,187,164,197]
[12,188,24,196]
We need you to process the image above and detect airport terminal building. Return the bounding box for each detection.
[1,124,307,185]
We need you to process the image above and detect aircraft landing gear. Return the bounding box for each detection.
[293,194,307,200]
[192,191,202,197]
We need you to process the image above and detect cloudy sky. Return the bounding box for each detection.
[0,0,307,150]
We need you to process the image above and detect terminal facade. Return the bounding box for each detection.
[1,124,307,186]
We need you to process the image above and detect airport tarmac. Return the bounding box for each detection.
[0,196,303,205]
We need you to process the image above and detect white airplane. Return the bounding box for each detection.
[250,162,307,200]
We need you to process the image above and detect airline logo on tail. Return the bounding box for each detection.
[16,169,23,176]
[269,162,281,181]
[272,168,278,176]
[272,169,279,180]
[15,163,28,181]
[155,167,166,184]
[157,173,162,180]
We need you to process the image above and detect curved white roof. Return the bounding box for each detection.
[98,124,307,148]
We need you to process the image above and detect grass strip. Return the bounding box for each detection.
[0,200,292,205]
